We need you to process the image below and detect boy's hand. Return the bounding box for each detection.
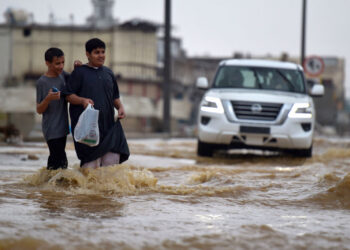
[46,89,60,102]
[82,98,94,108]
[74,60,83,68]
[118,106,126,119]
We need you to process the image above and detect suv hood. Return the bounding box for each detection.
[207,88,311,104]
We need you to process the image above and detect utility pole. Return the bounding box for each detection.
[163,0,171,134]
[8,25,13,84]
[301,0,307,66]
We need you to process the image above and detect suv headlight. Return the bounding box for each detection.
[288,102,312,119]
[200,96,224,114]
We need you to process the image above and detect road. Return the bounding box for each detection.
[0,136,350,249]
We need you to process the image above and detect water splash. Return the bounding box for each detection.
[24,164,158,195]
[328,173,350,198]
[187,171,218,184]
[312,148,350,163]
[309,173,350,209]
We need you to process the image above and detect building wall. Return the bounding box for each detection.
[313,58,345,126]
[10,27,114,78]
[112,30,159,80]
[1,25,159,83]
[118,80,161,100]
[318,57,345,102]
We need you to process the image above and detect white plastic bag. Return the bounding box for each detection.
[74,104,100,147]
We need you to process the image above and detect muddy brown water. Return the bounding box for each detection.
[0,137,350,250]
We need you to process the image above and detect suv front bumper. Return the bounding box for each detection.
[198,110,314,150]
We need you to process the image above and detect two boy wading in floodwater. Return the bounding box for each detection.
[36,38,129,170]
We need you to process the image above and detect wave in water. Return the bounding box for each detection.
[0,236,132,250]
[24,165,158,195]
[309,173,350,209]
[23,165,257,197]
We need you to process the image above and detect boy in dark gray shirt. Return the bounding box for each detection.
[36,48,69,170]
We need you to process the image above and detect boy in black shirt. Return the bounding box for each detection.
[66,38,129,168]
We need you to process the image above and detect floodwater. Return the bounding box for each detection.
[0,136,350,250]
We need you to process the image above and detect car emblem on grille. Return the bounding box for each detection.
[251,103,262,113]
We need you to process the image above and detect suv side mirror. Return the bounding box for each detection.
[196,77,209,89]
[310,83,324,97]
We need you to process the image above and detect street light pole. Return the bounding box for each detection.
[301,0,307,66]
[163,0,171,134]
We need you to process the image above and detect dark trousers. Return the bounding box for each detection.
[47,136,68,170]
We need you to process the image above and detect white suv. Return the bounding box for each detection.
[196,59,324,157]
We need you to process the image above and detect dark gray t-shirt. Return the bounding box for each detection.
[36,73,69,141]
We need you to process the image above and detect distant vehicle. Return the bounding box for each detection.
[196,59,324,157]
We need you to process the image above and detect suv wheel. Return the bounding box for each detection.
[295,145,313,157]
[197,140,215,157]
[287,145,312,158]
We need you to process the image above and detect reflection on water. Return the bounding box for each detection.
[0,137,350,249]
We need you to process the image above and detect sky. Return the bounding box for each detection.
[1,0,350,97]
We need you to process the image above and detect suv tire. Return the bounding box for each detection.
[197,140,215,157]
[295,145,313,158]
[286,145,312,158]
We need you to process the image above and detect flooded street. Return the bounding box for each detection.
[0,136,350,249]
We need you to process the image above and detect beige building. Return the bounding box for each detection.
[0,21,159,85]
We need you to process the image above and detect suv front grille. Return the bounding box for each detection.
[231,101,283,121]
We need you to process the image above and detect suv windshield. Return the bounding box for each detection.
[213,66,306,93]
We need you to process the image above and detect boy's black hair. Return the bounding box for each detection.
[85,38,106,53]
[45,47,64,62]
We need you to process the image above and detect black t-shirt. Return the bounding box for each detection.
[65,65,129,165]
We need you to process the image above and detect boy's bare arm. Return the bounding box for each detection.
[36,89,60,114]
[66,94,94,108]
[114,98,126,119]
